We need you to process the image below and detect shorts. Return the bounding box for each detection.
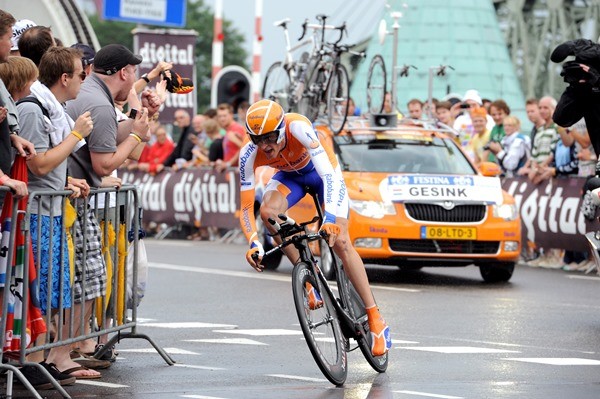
[73,203,106,302]
[30,214,72,314]
[265,166,349,219]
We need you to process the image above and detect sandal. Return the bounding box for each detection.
[60,365,101,380]
[70,350,112,370]
[88,344,118,362]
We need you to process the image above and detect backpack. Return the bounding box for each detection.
[16,96,49,119]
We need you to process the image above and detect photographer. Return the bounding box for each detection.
[487,116,531,177]
[551,39,600,157]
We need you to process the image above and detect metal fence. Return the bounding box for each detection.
[0,185,174,399]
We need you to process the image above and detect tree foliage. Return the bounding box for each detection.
[88,0,248,110]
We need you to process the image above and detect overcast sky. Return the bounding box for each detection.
[207,0,386,75]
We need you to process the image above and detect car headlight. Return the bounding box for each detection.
[350,200,396,219]
[493,203,518,221]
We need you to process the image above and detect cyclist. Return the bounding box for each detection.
[238,99,392,356]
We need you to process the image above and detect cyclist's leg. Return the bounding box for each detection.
[261,173,306,263]
[326,169,391,355]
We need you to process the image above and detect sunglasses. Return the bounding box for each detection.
[69,71,87,81]
[248,129,281,145]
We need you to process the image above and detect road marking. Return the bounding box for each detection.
[149,262,421,293]
[180,395,229,399]
[566,275,600,281]
[400,346,520,354]
[174,363,226,371]
[394,390,463,398]
[506,357,600,365]
[213,328,302,336]
[185,338,267,345]
[139,322,237,329]
[75,380,129,388]
[118,347,201,355]
[267,373,328,382]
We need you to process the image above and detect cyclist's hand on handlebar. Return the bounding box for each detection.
[319,222,341,247]
[246,240,265,272]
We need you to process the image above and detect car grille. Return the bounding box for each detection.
[389,239,499,254]
[405,203,486,223]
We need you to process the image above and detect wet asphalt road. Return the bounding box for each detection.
[7,238,600,399]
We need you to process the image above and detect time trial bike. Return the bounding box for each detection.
[254,190,388,385]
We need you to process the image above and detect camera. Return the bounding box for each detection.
[128,108,138,119]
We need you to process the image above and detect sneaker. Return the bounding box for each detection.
[305,282,323,310]
[15,365,54,390]
[40,362,76,386]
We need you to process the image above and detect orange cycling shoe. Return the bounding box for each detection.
[305,282,323,310]
[366,306,392,356]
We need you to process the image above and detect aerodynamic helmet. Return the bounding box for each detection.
[245,99,286,145]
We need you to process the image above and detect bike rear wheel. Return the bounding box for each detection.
[367,55,387,114]
[326,63,349,134]
[262,62,292,111]
[342,272,389,373]
[292,262,347,385]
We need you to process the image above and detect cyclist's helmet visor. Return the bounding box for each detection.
[248,122,285,145]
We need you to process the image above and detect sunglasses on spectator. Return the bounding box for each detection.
[69,71,87,81]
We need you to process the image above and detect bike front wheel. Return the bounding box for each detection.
[262,62,292,111]
[326,63,349,134]
[292,262,347,386]
[366,54,387,114]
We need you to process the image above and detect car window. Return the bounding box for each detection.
[337,137,476,174]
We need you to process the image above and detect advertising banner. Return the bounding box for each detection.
[503,176,599,252]
[133,28,197,123]
[122,168,600,252]
[120,168,240,230]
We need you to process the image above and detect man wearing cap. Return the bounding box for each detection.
[10,18,36,56]
[71,43,95,76]
[453,89,495,149]
[65,44,157,359]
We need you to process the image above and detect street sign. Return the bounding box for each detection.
[103,0,187,28]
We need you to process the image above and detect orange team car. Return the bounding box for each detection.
[253,118,521,283]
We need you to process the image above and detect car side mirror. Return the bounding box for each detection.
[479,161,501,177]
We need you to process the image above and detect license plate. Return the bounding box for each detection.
[420,226,477,240]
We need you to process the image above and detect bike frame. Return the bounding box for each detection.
[261,191,367,344]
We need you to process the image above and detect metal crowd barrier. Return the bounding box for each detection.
[0,185,174,399]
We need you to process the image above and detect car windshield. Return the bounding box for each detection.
[336,136,476,174]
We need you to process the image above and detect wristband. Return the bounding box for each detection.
[0,174,9,184]
[71,130,83,141]
[130,133,143,143]
[141,73,150,83]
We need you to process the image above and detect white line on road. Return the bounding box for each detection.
[174,363,227,371]
[180,395,229,399]
[149,262,421,292]
[566,275,600,281]
[394,390,464,399]
[506,357,600,365]
[266,373,329,382]
[75,380,129,388]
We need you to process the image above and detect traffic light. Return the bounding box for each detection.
[211,65,252,112]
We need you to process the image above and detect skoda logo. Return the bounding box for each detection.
[442,201,455,210]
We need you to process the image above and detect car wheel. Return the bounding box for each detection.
[479,262,514,283]
[255,205,283,270]
[319,239,336,280]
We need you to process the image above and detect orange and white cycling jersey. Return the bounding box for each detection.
[239,113,347,243]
